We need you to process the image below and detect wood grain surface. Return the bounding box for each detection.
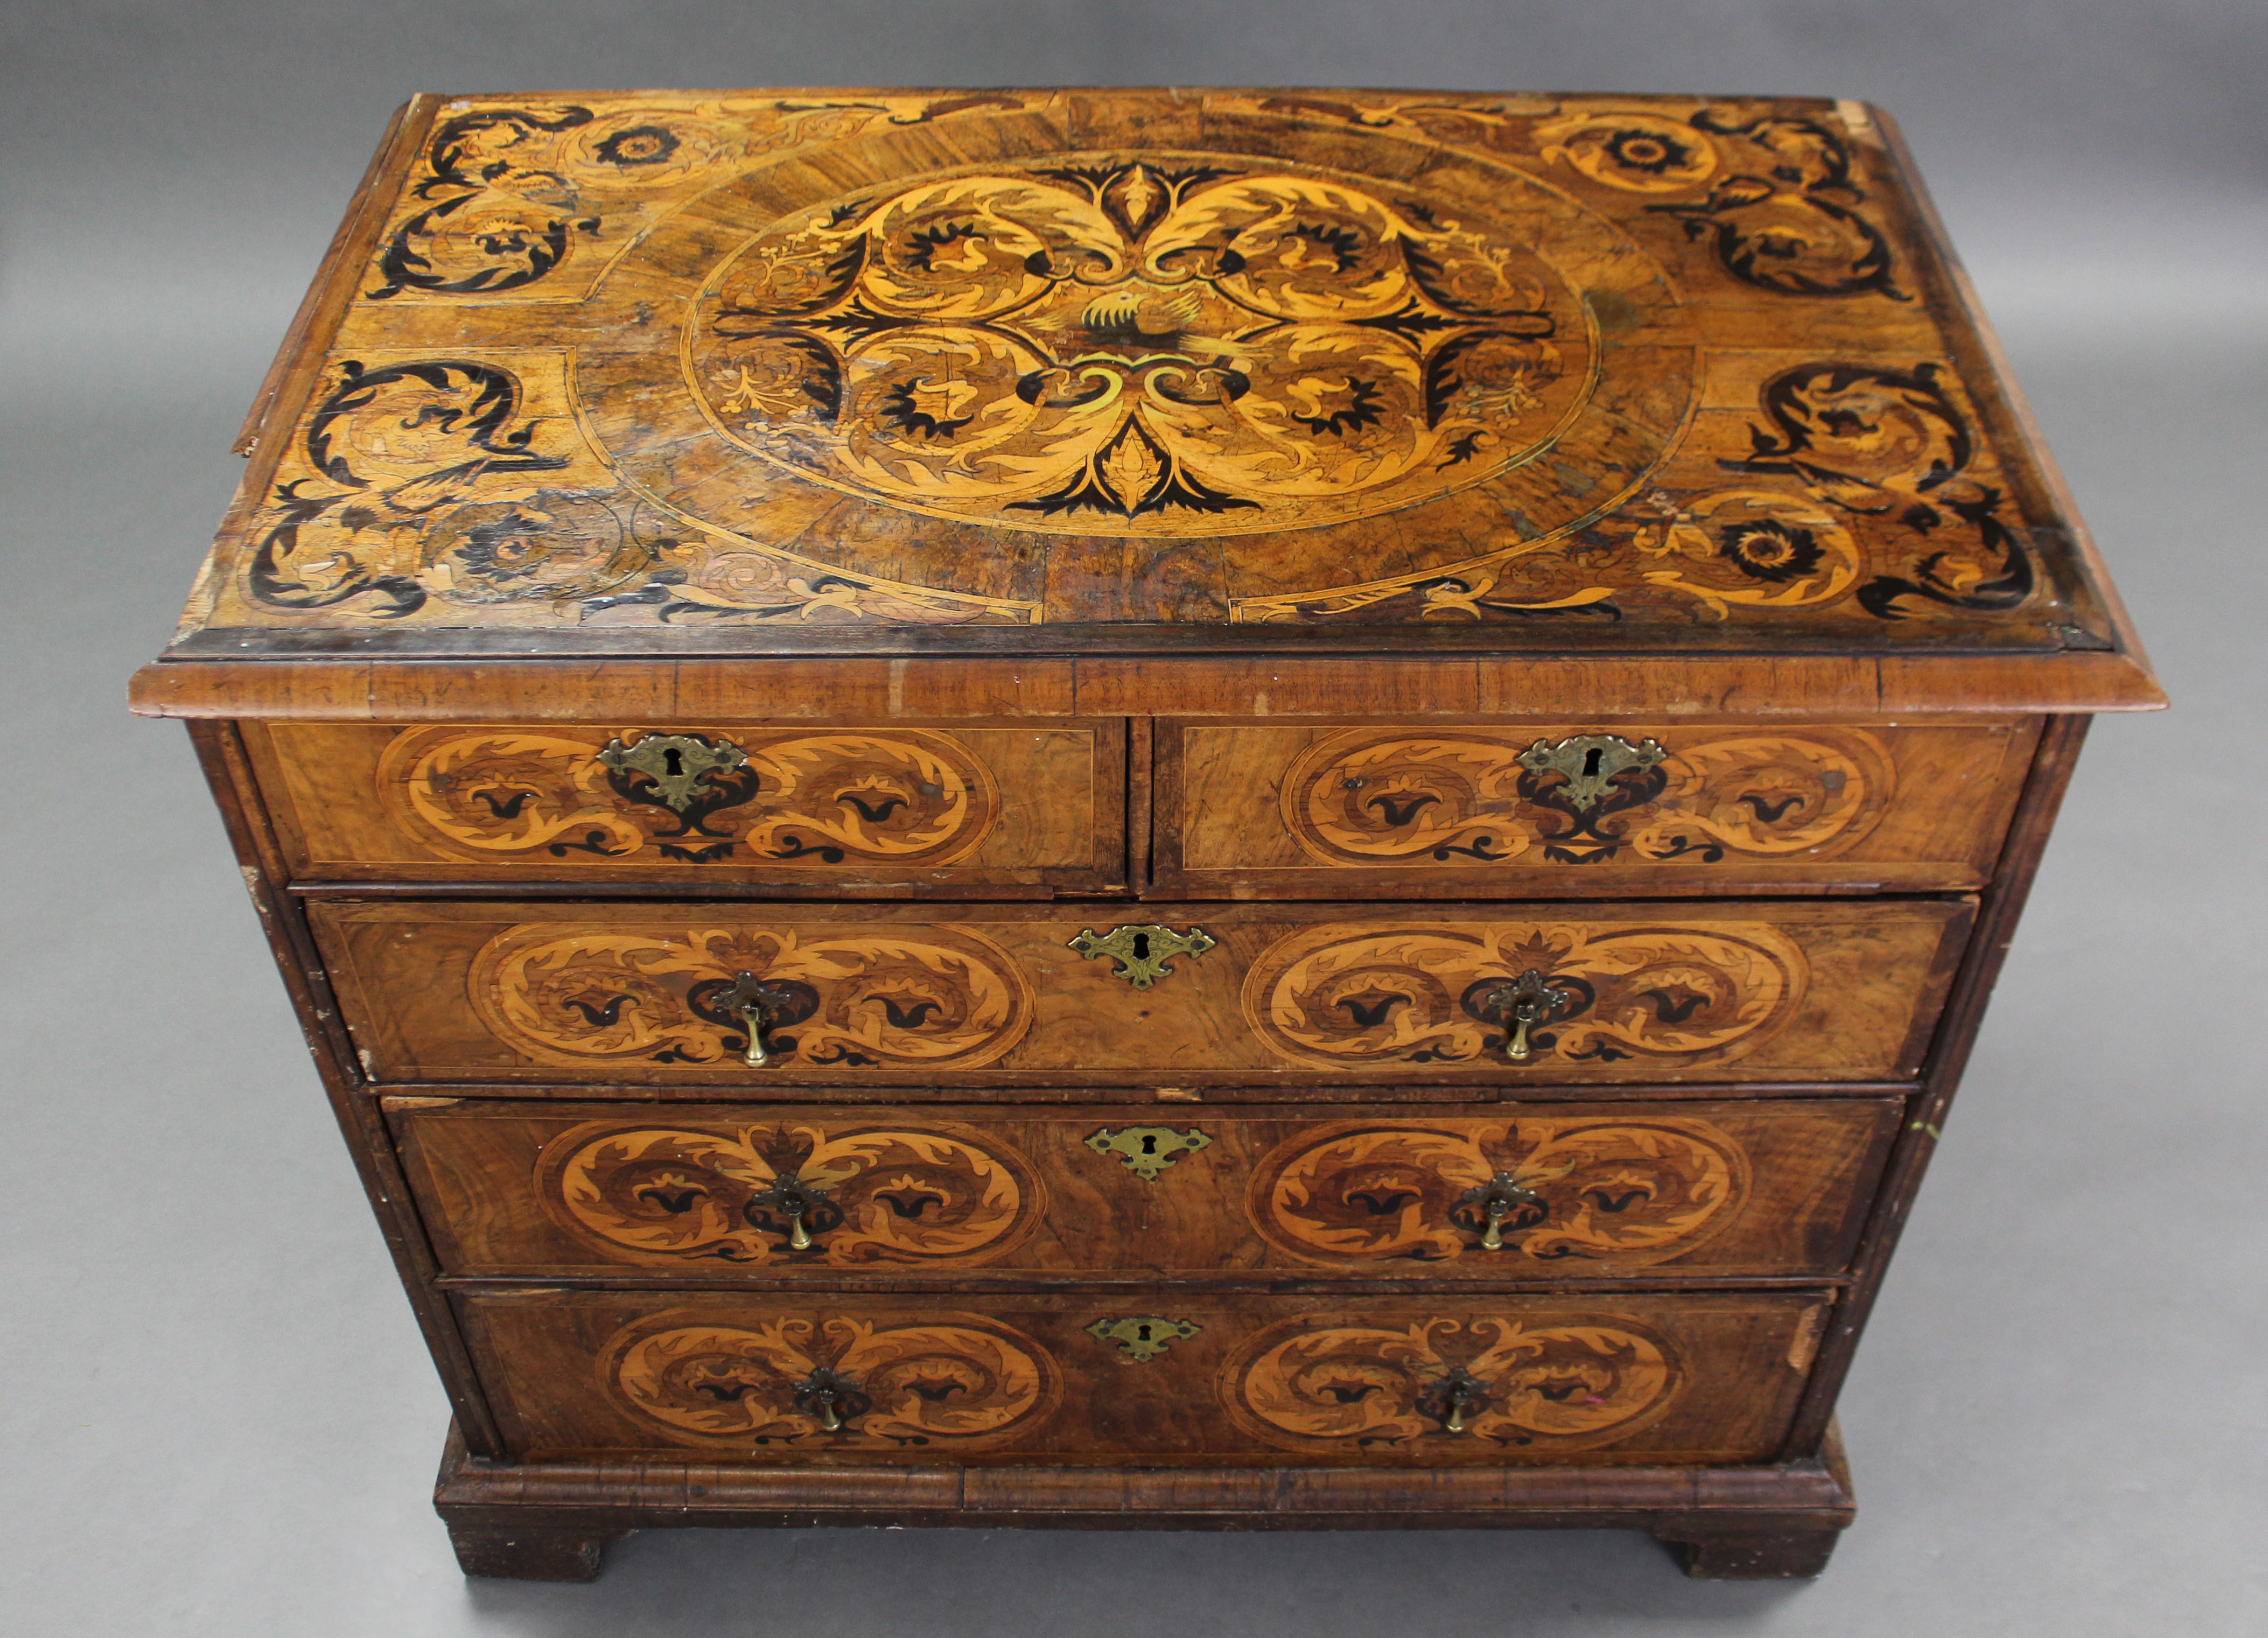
[310,898,1972,1087]
[391,1096,1896,1282]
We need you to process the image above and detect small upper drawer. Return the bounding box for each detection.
[243,720,1125,893]
[392,1096,1896,1283]
[1153,719,2039,898]
[311,897,1971,1089]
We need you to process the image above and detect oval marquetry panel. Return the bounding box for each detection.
[679,162,1627,540]
[605,1312,1057,1450]
[1281,727,1894,869]
[1250,1117,1749,1268]
[467,922,1036,1072]
[540,1119,1041,1266]
[1224,1313,1684,1454]
[376,725,997,869]
[1241,919,1810,1072]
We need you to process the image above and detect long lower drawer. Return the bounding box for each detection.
[396,1096,1898,1283]
[456,1289,1830,1466]
[314,897,1972,1088]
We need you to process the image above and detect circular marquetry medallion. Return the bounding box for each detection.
[573,112,1699,602]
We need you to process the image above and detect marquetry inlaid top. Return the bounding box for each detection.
[162,88,2152,674]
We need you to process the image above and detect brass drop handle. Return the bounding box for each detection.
[792,1366,866,1433]
[1441,1377,1476,1433]
[747,1177,835,1250]
[1461,1172,1546,1251]
[713,971,797,1068]
[1476,968,1567,1062]
[1416,1365,1490,1435]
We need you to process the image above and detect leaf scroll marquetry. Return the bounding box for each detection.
[540,1121,1038,1265]
[377,725,998,867]
[1250,1118,1748,1267]
[467,923,1034,1071]
[1227,1314,1682,1454]
[1282,727,1894,868]
[691,160,1596,537]
[606,1312,1055,1449]
[1242,920,1809,1071]
[1537,107,1907,301]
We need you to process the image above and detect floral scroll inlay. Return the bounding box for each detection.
[1251,1118,1747,1266]
[542,1122,1037,1265]
[1283,727,1892,868]
[608,1313,1054,1448]
[690,159,1595,536]
[377,725,997,867]
[1541,107,1906,300]
[1242,920,1809,1070]
[1228,1315,1681,1453]
[468,923,1034,1070]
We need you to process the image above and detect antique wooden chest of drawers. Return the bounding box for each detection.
[131,87,2162,1581]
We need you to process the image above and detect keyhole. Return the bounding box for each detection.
[1581,747,1604,779]
[1135,1322,1153,1342]
[1139,1135,1158,1155]
[1131,933,1151,960]
[662,747,684,777]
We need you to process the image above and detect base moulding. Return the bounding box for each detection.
[433,1419,1855,1583]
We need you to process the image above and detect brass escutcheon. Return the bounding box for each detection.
[1067,924,1216,990]
[1086,1316,1200,1363]
[597,731,750,814]
[1086,1125,1213,1182]
[1474,968,1570,1062]
[1516,732,1667,811]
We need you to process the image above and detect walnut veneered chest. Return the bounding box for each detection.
[131,87,2162,1582]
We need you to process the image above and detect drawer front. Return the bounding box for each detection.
[1155,719,2039,897]
[246,720,1124,892]
[315,899,1972,1088]
[459,1289,1828,1466]
[397,1098,1896,1282]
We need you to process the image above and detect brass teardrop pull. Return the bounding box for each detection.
[1473,968,1569,1062]
[792,1366,870,1433]
[711,971,799,1068]
[746,1177,840,1251]
[1415,1366,1490,1435]
[1458,1172,1547,1251]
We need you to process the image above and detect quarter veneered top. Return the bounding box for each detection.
[160,87,2152,681]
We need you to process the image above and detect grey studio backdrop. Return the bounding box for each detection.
[2,3,2262,1634]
